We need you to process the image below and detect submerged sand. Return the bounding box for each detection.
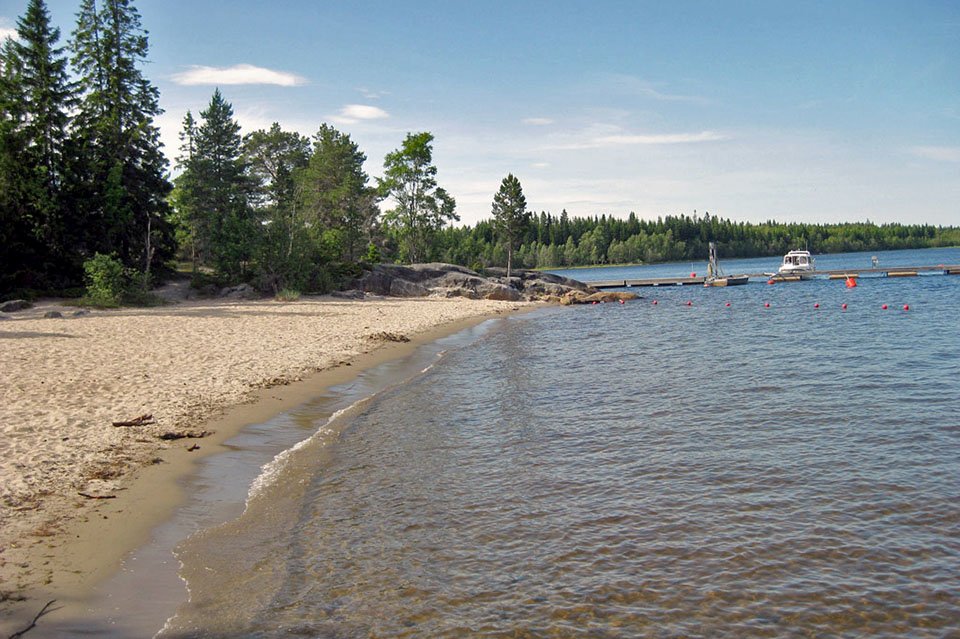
[0,294,529,621]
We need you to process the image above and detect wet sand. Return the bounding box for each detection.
[0,294,530,635]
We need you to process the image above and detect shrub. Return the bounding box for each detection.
[275,288,301,302]
[82,253,128,307]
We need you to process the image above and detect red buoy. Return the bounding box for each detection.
[903,304,910,311]
[882,304,888,310]
[726,302,731,307]
[842,303,847,309]
[619,299,625,305]
[653,300,658,305]
[814,302,820,308]
[764,302,770,308]
[690,273,696,278]
[767,279,775,285]
[685,301,692,306]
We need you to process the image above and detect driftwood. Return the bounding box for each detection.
[78,492,116,500]
[112,414,155,427]
[7,600,57,639]
[187,444,200,452]
[158,430,210,441]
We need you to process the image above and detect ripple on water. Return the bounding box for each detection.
[166,266,960,638]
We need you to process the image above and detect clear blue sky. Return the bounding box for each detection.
[4,0,959,226]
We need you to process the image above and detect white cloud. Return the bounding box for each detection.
[0,18,18,41]
[595,131,729,145]
[359,88,390,100]
[330,104,390,125]
[545,129,729,151]
[531,162,551,168]
[523,117,555,126]
[910,145,960,163]
[170,64,308,86]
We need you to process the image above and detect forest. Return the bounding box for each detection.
[2,0,958,301]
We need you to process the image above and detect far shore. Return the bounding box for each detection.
[0,293,535,635]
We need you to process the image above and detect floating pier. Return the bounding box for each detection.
[586,264,960,288]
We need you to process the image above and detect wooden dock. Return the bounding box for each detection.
[586,264,960,288]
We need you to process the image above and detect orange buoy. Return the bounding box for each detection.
[767,279,775,285]
[846,277,857,288]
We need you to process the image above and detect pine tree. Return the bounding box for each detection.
[491,173,529,278]
[298,123,379,261]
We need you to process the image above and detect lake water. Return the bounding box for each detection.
[107,248,960,637]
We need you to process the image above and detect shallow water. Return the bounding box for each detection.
[159,247,960,638]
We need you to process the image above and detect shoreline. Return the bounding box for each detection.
[0,295,537,635]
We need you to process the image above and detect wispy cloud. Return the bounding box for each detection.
[531,162,551,168]
[330,104,390,125]
[523,117,555,126]
[170,64,308,86]
[546,129,729,150]
[0,18,18,41]
[607,74,711,105]
[359,88,390,100]
[596,131,729,145]
[910,145,960,163]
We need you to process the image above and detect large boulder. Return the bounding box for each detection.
[0,299,31,313]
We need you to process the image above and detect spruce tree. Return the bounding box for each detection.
[0,0,78,291]
[177,89,253,281]
[69,0,173,282]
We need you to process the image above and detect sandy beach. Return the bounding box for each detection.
[0,293,530,632]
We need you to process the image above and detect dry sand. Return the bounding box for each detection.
[0,292,531,629]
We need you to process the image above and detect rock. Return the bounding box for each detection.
[562,290,641,304]
[389,278,429,297]
[43,311,63,319]
[220,283,259,299]
[331,289,365,299]
[73,309,91,317]
[0,299,30,313]
[348,262,591,303]
[0,313,9,320]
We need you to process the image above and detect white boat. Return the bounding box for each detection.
[777,250,816,279]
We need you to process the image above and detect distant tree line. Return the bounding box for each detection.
[3,0,958,299]
[433,212,960,271]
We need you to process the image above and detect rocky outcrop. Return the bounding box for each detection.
[347,262,632,304]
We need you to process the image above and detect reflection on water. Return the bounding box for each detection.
[166,251,960,638]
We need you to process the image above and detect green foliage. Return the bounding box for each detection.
[379,132,458,263]
[433,212,960,271]
[363,242,381,263]
[82,253,127,306]
[491,173,530,277]
[297,124,380,262]
[275,288,301,302]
